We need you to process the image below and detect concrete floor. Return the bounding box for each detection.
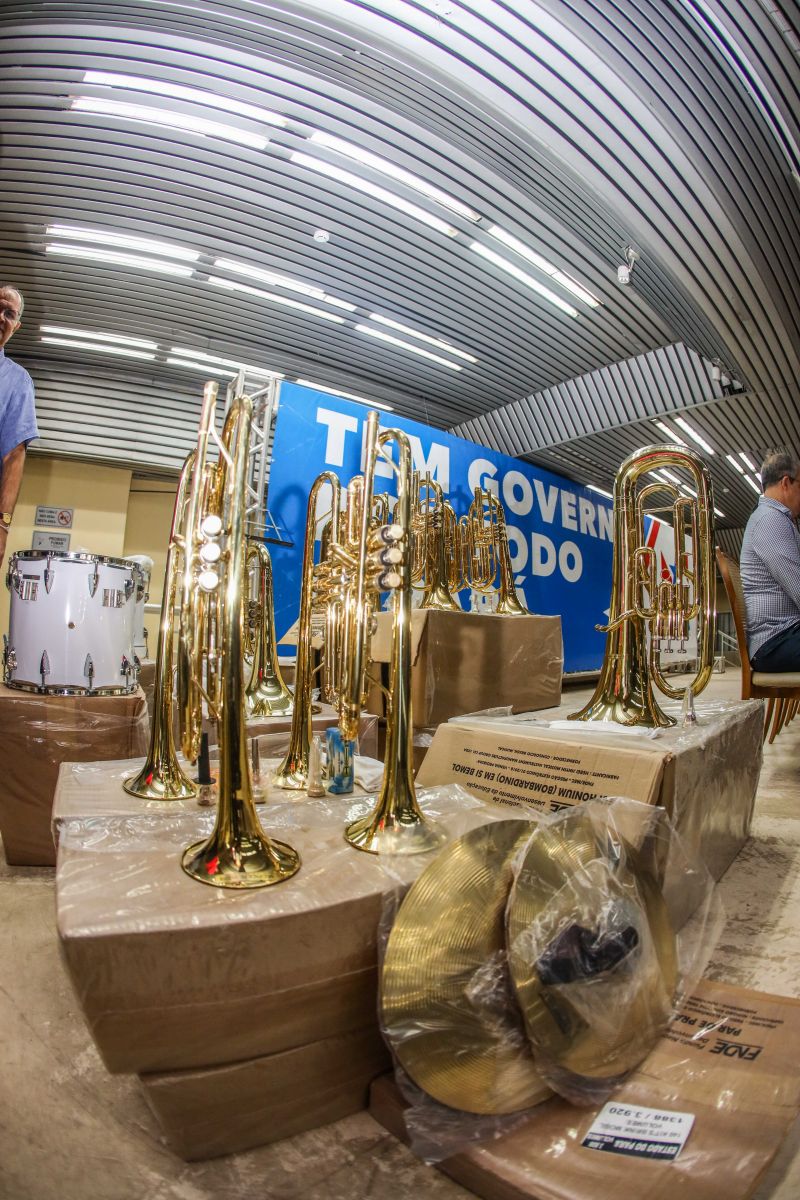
[1,671,798,1200]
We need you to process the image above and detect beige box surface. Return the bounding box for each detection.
[370,610,563,726]
[140,1025,390,1160]
[56,785,503,1074]
[0,684,149,866]
[417,699,762,886]
[370,978,800,1200]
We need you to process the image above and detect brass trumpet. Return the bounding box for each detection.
[460,487,529,615]
[571,443,715,728]
[244,542,293,717]
[179,381,301,887]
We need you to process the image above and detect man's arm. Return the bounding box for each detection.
[0,442,27,569]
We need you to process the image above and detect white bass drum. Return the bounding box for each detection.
[4,551,142,695]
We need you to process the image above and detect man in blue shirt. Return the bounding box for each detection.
[740,447,800,672]
[0,284,38,569]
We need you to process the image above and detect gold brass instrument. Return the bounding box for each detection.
[410,472,462,612]
[461,487,529,615]
[571,443,715,728]
[244,542,293,716]
[123,453,198,801]
[179,381,301,887]
[321,411,446,855]
[272,471,342,789]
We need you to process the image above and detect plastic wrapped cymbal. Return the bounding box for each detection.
[506,808,678,1091]
[380,819,551,1115]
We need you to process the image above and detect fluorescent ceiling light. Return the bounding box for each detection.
[673,416,714,455]
[744,474,761,494]
[725,453,745,475]
[207,276,346,323]
[355,324,461,370]
[170,347,282,379]
[714,508,725,517]
[213,259,356,310]
[295,379,393,411]
[308,131,480,223]
[368,313,476,363]
[41,336,155,360]
[71,97,269,150]
[82,71,286,127]
[487,225,601,307]
[166,357,237,378]
[661,469,682,485]
[41,324,158,349]
[679,484,698,498]
[470,243,579,317]
[46,243,194,277]
[290,152,458,238]
[653,419,687,445]
[587,484,613,499]
[738,451,758,472]
[45,224,198,261]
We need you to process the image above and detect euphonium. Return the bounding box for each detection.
[462,487,529,615]
[571,443,715,728]
[410,472,462,612]
[123,451,198,801]
[244,542,293,716]
[179,381,301,887]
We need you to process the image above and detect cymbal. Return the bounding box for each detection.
[506,807,677,1090]
[380,819,552,1115]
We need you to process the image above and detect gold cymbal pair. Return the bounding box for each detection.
[380,809,677,1114]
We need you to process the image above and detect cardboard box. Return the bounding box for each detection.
[370,611,562,726]
[206,703,379,760]
[0,684,149,866]
[416,700,763,891]
[140,1025,391,1160]
[369,977,800,1200]
[56,785,504,1074]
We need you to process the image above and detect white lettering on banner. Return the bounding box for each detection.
[579,497,597,537]
[317,408,358,466]
[560,491,578,531]
[408,435,450,491]
[503,470,533,516]
[531,533,557,576]
[560,541,583,582]
[533,479,559,524]
[467,458,499,497]
[598,504,614,541]
[506,525,528,572]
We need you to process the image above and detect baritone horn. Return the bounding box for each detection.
[571,444,715,728]
[460,487,529,615]
[179,381,301,887]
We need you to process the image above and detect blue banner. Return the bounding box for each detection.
[268,384,614,673]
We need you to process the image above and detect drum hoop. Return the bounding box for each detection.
[11,551,141,572]
[4,679,138,697]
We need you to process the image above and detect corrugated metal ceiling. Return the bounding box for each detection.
[1,0,799,540]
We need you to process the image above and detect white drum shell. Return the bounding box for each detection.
[5,552,140,694]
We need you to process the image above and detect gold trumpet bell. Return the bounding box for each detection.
[344,798,446,856]
[182,814,300,889]
[123,754,198,802]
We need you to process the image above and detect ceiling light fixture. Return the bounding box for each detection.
[470,243,579,316]
[616,244,640,286]
[41,325,158,349]
[354,324,461,369]
[738,451,758,472]
[82,71,286,126]
[70,96,269,150]
[295,379,394,411]
[673,416,715,455]
[170,347,282,379]
[487,226,600,307]
[45,243,194,277]
[725,453,745,475]
[367,313,477,363]
[41,336,155,360]
[653,418,688,445]
[744,474,761,494]
[714,508,725,518]
[166,357,237,378]
[213,258,356,310]
[45,224,199,261]
[308,131,480,223]
[290,152,458,237]
[587,484,613,499]
[207,276,346,323]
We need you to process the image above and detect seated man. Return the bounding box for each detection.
[740,447,800,672]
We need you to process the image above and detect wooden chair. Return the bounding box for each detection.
[716,548,800,743]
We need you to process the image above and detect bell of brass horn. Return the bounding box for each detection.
[571,443,716,728]
[244,542,293,717]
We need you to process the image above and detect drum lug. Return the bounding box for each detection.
[44,556,55,594]
[40,651,51,688]
[6,561,19,594]
[120,654,131,680]
[124,578,136,602]
[133,653,142,671]
[84,654,95,686]
[88,565,100,597]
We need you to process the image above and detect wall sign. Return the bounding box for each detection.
[31,531,71,553]
[35,505,74,529]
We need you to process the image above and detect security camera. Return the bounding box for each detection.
[617,264,631,285]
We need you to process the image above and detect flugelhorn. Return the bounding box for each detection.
[460,487,529,615]
[244,542,293,716]
[571,443,715,728]
[123,452,198,801]
[179,381,301,887]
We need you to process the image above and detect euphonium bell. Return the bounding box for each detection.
[570,443,715,728]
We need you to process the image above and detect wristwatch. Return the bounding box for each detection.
[0,513,11,529]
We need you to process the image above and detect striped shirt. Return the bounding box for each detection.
[740,496,800,657]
